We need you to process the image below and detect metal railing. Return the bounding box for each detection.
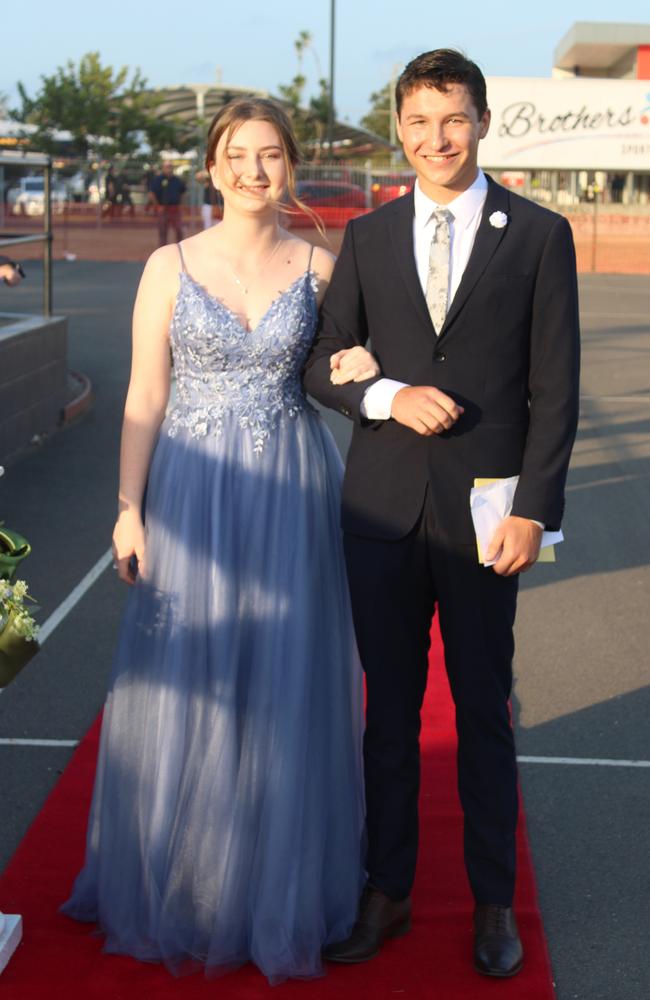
[0,151,53,316]
[1,157,647,275]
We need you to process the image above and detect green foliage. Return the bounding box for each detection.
[360,83,392,141]
[294,31,313,69]
[277,74,308,113]
[277,31,334,155]
[11,52,182,158]
[309,78,332,125]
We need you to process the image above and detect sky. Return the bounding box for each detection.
[1,1,649,126]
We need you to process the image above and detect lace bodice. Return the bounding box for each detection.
[166,268,319,454]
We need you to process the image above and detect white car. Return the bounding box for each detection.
[8,177,67,215]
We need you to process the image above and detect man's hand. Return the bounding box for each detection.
[486,516,543,576]
[1,263,22,287]
[390,385,464,435]
[330,346,380,384]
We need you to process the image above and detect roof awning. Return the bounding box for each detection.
[148,85,392,157]
[554,21,650,71]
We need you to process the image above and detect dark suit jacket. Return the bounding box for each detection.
[303,177,580,544]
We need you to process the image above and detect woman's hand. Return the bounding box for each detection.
[329,346,380,385]
[112,509,146,585]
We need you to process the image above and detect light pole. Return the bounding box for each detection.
[390,63,401,168]
[327,0,335,157]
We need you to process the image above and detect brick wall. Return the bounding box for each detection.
[563,212,650,274]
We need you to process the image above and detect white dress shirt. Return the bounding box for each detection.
[361,169,488,420]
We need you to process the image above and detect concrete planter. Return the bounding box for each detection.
[0,313,68,465]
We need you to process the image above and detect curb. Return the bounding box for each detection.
[62,369,93,424]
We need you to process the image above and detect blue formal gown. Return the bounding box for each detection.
[61,258,366,984]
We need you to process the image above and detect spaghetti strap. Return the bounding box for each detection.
[177,242,187,272]
[307,243,315,274]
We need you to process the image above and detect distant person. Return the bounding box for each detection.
[142,167,156,214]
[0,256,24,287]
[150,162,186,245]
[195,169,222,229]
[610,174,625,204]
[103,166,119,219]
[118,174,135,218]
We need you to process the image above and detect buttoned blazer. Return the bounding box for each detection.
[303,177,581,544]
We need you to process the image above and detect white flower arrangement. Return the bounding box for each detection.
[489,211,508,229]
[0,579,39,642]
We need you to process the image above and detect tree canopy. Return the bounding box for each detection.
[360,83,392,142]
[11,52,183,158]
[277,31,333,156]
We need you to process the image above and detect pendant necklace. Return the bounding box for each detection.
[227,238,283,295]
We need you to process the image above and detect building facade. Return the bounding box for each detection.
[480,22,650,205]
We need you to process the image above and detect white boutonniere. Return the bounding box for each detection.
[489,211,508,229]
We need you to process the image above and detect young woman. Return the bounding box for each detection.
[62,98,378,984]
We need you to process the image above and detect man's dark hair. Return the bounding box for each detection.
[396,49,488,119]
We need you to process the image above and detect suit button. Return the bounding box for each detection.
[433,351,446,362]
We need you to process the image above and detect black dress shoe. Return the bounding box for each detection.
[473,904,523,977]
[323,885,412,963]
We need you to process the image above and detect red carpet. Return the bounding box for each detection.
[0,622,554,999]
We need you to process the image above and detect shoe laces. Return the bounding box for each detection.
[484,906,509,935]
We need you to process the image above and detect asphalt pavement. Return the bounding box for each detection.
[0,261,648,1000]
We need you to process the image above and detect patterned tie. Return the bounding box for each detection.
[425,209,453,335]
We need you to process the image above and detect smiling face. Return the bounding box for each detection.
[210,118,287,215]
[396,83,490,203]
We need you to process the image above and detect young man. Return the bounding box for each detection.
[304,49,580,977]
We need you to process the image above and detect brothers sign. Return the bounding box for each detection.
[479,77,650,170]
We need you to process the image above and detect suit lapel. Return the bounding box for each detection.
[388,191,433,333]
[440,177,510,338]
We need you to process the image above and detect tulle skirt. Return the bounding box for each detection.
[62,407,366,984]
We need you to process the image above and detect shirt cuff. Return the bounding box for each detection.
[360,379,410,420]
[530,520,545,530]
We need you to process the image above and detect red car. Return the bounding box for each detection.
[290,180,369,228]
[370,175,414,207]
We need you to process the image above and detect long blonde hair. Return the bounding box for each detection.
[205,97,325,237]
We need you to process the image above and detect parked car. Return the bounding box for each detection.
[298,166,368,188]
[290,180,369,227]
[65,170,90,202]
[370,174,414,207]
[8,177,67,215]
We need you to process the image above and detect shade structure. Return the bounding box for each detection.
[147,84,393,158]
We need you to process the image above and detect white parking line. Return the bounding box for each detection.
[581,312,650,320]
[37,548,113,645]
[0,738,79,747]
[518,755,650,768]
[0,744,647,765]
[580,395,650,402]
[0,548,113,700]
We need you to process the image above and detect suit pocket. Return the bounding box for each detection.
[468,420,528,479]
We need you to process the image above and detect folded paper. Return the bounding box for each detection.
[470,476,563,566]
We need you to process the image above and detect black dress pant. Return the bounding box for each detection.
[344,489,519,905]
